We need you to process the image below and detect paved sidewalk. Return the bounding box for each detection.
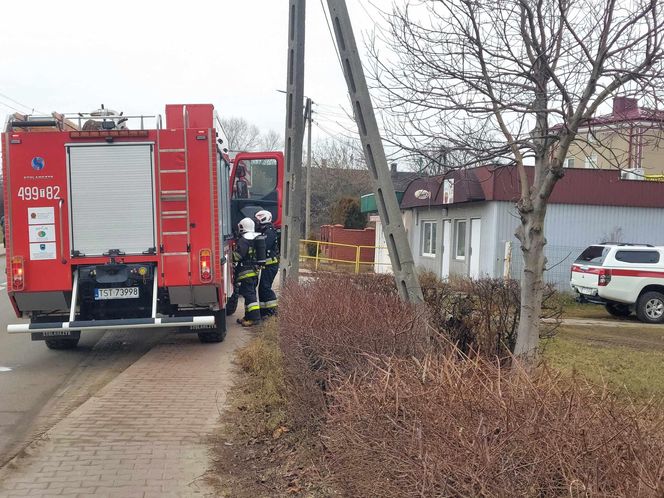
[0,326,248,498]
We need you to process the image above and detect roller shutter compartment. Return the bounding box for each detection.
[68,144,155,256]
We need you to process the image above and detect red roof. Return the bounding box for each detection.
[400,166,664,209]
[552,96,664,130]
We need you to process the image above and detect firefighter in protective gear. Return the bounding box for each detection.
[254,210,279,317]
[233,218,261,327]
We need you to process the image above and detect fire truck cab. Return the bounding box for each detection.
[1,104,283,349]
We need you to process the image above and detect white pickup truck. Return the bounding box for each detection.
[570,243,664,323]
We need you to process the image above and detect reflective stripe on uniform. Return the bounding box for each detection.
[264,257,279,266]
[237,270,257,281]
[260,300,278,309]
[246,302,260,312]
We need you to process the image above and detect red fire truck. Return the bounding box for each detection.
[1,104,283,349]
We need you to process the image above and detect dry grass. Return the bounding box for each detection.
[234,321,288,435]
[544,324,664,400]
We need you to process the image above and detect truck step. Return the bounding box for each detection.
[160,190,187,202]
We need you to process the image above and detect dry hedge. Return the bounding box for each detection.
[354,271,560,358]
[279,273,432,432]
[324,355,664,497]
[278,273,663,497]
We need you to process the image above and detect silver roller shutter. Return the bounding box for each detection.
[68,144,156,256]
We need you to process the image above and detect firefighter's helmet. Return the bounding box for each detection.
[238,217,255,235]
[255,210,272,225]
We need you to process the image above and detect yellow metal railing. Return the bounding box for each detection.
[298,239,392,273]
[645,174,664,182]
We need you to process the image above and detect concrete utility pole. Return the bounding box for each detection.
[325,0,424,304]
[304,97,313,239]
[280,0,307,284]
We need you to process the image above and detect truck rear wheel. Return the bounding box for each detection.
[45,337,80,350]
[198,311,227,343]
[636,291,664,324]
[605,302,631,318]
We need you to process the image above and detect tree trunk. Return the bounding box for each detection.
[514,206,547,357]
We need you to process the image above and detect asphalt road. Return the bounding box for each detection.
[0,256,168,467]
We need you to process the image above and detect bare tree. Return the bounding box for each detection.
[259,129,284,151]
[312,137,365,169]
[220,117,261,152]
[372,0,664,356]
[306,138,373,233]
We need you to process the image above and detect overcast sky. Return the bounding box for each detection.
[0,0,386,143]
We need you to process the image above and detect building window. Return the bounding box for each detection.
[454,220,466,260]
[421,221,437,257]
[585,154,598,169]
[563,157,575,168]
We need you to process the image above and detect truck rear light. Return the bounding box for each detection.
[200,249,212,282]
[11,256,25,290]
[598,268,612,286]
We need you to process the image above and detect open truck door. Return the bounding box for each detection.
[229,152,284,232]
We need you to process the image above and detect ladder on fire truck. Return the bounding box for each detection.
[157,106,193,283]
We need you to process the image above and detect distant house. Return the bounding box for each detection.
[391,166,664,290]
[562,96,664,176]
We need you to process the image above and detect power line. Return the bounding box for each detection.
[313,120,363,150]
[0,100,24,114]
[0,92,44,114]
[319,0,344,72]
[314,108,355,122]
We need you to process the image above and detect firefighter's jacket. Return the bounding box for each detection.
[233,232,259,281]
[259,223,280,266]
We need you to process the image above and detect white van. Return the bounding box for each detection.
[570,243,664,323]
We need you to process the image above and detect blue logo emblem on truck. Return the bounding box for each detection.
[31,157,45,171]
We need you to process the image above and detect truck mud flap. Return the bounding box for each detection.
[8,316,215,334]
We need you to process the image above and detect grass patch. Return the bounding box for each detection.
[209,322,337,498]
[562,301,610,319]
[544,325,664,399]
[554,291,610,319]
[234,322,287,435]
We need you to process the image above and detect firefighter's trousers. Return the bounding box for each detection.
[258,261,278,316]
[239,277,260,321]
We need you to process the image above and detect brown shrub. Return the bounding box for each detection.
[278,273,663,497]
[420,272,560,357]
[324,354,664,497]
[278,273,433,432]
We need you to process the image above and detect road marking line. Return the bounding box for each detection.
[0,367,12,372]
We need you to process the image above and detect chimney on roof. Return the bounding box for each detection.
[613,96,639,115]
[390,163,397,173]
